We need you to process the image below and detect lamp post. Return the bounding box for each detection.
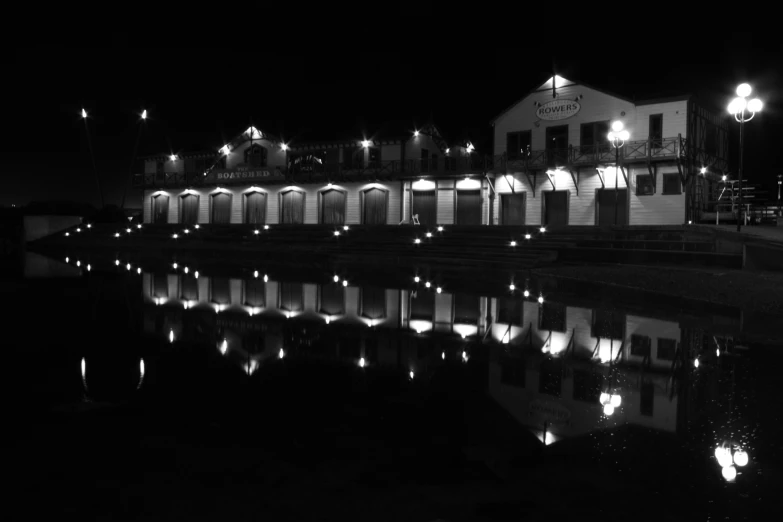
[81,109,105,209]
[121,109,148,211]
[727,84,763,232]
[608,121,630,225]
[777,174,781,217]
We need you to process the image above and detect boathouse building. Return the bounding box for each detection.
[136,76,728,227]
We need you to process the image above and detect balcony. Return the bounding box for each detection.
[491,136,686,173]
[132,156,492,189]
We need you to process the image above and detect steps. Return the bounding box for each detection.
[33,223,743,269]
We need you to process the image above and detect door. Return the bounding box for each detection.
[543,191,568,227]
[412,190,436,227]
[245,192,266,225]
[500,193,526,225]
[153,195,168,224]
[181,194,199,225]
[321,189,346,225]
[456,189,482,225]
[281,191,304,224]
[363,188,387,225]
[546,125,569,167]
[211,193,231,224]
[597,189,628,226]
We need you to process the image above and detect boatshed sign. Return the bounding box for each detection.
[206,165,286,184]
[536,99,581,121]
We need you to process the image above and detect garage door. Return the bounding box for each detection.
[456,189,482,225]
[500,193,525,225]
[412,190,436,227]
[597,189,628,226]
[543,191,568,227]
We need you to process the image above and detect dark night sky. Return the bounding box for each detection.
[4,27,782,209]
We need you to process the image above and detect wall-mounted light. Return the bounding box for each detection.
[361,140,371,148]
[170,154,177,161]
[141,110,147,120]
[221,145,230,155]
[81,108,87,118]
[281,143,288,151]
[445,148,450,154]
[413,130,419,137]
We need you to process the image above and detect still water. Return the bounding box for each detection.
[6,249,782,520]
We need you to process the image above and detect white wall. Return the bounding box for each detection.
[143,181,402,225]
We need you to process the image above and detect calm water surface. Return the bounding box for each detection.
[5,249,782,521]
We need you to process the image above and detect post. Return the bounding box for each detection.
[737,114,744,232]
[614,143,619,225]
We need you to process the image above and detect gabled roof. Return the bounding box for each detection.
[490,75,639,125]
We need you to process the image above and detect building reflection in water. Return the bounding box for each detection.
[138,267,702,444]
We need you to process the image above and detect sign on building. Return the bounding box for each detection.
[536,99,581,121]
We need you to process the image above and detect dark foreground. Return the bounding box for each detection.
[5,248,782,521]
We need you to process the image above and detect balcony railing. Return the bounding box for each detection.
[133,156,493,189]
[493,136,685,172]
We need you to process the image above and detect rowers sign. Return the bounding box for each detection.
[536,99,581,121]
[529,399,571,424]
[207,165,286,184]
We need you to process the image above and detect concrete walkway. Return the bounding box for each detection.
[693,223,783,246]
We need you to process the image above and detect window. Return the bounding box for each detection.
[591,309,624,340]
[368,147,381,168]
[539,302,566,333]
[453,293,479,324]
[497,297,523,326]
[636,174,654,196]
[630,334,651,357]
[580,121,611,152]
[657,338,677,361]
[500,357,525,388]
[156,160,165,174]
[420,148,429,172]
[662,174,681,195]
[279,282,303,311]
[244,279,265,307]
[445,156,457,171]
[431,154,438,171]
[649,114,663,149]
[538,358,563,397]
[245,144,267,167]
[573,370,603,403]
[343,147,363,169]
[180,276,198,301]
[410,290,434,320]
[507,131,531,160]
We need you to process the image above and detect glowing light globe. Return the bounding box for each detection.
[733,450,749,467]
[722,465,737,481]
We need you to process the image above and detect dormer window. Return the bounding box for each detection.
[245,144,267,167]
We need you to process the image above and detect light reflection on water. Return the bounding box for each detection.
[13,251,781,514]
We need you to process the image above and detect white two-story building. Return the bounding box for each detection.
[489,75,728,226]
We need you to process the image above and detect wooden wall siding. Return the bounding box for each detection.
[381,144,402,162]
[405,133,445,162]
[226,138,287,169]
[437,180,455,225]
[629,166,686,225]
[493,84,689,156]
[633,100,688,141]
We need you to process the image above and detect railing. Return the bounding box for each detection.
[133,157,495,188]
[490,137,686,172]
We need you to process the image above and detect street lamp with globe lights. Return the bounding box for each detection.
[727,83,762,232]
[714,442,750,482]
[607,121,630,225]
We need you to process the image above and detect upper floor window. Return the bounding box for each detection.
[580,121,610,152]
[245,144,268,167]
[649,114,663,148]
[507,131,531,160]
[662,173,681,195]
[156,160,165,174]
